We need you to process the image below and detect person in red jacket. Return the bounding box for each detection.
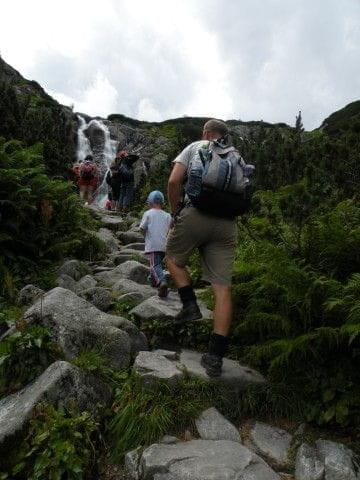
[78,155,99,204]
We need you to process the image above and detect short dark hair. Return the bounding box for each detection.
[85,154,93,161]
[203,119,228,137]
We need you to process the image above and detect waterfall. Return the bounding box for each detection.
[75,115,118,208]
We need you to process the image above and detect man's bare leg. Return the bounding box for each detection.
[166,256,191,288]
[212,283,232,336]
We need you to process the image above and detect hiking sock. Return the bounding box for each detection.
[178,285,197,308]
[208,333,229,358]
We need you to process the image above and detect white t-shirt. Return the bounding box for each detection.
[140,208,172,253]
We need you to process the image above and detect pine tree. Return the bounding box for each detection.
[295,110,304,133]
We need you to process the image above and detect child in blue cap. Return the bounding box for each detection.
[140,190,172,297]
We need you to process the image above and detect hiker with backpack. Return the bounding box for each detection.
[117,150,138,213]
[105,156,123,211]
[166,119,254,377]
[78,155,99,204]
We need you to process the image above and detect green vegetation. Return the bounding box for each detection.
[0,404,101,479]
[0,323,62,398]
[0,138,104,300]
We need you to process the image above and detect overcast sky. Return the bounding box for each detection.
[1,0,359,129]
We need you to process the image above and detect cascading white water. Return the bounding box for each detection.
[75,115,118,208]
[76,115,92,162]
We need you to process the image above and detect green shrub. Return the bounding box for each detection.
[73,350,128,387]
[0,324,62,397]
[0,404,101,479]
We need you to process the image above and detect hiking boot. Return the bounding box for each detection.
[174,302,202,324]
[201,353,223,377]
[158,281,169,298]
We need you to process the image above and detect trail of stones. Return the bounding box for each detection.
[1,207,358,480]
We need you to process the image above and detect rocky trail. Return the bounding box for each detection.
[0,206,359,480]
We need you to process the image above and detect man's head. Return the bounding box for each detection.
[84,154,93,162]
[147,190,165,208]
[202,119,229,141]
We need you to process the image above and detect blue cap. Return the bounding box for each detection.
[147,190,165,204]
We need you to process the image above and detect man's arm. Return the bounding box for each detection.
[167,163,187,216]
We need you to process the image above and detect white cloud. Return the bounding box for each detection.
[1,0,359,129]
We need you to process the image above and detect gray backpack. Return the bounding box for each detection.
[185,140,254,218]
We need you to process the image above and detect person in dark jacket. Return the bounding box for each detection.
[105,161,122,211]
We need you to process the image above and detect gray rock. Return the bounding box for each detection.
[244,422,293,469]
[58,259,91,281]
[95,260,149,286]
[100,215,124,231]
[178,349,265,387]
[17,284,44,306]
[132,350,265,392]
[160,435,180,445]
[78,286,114,312]
[295,443,324,480]
[109,251,147,266]
[95,228,119,253]
[56,273,77,291]
[118,231,144,245]
[153,349,178,360]
[112,279,156,301]
[117,292,145,305]
[0,361,111,456]
[24,287,147,368]
[75,274,97,293]
[140,439,280,480]
[130,292,211,323]
[117,248,147,263]
[134,351,182,384]
[125,447,142,480]
[196,407,241,442]
[316,439,358,480]
[92,265,114,273]
[125,242,145,251]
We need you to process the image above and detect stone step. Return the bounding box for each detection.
[133,349,265,389]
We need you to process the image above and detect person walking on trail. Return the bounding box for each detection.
[78,155,99,204]
[106,160,122,211]
[166,119,254,377]
[140,190,171,298]
[117,150,137,213]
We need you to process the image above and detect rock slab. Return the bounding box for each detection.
[295,443,324,480]
[136,439,280,480]
[0,361,111,456]
[244,422,293,469]
[196,407,241,442]
[24,287,147,368]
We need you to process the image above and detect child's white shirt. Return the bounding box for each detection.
[140,208,171,253]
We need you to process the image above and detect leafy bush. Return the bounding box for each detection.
[0,404,101,479]
[0,323,62,397]
[0,138,104,298]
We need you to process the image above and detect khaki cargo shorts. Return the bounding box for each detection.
[166,206,237,285]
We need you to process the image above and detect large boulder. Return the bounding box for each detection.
[118,231,144,245]
[75,274,97,293]
[243,422,293,470]
[130,292,211,324]
[107,251,147,266]
[95,260,149,287]
[78,286,114,312]
[0,361,111,457]
[136,439,280,480]
[316,439,358,480]
[95,228,119,253]
[56,273,77,292]
[133,349,265,390]
[112,279,156,301]
[23,287,147,368]
[195,407,241,442]
[295,443,324,480]
[17,284,44,307]
[58,259,91,281]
